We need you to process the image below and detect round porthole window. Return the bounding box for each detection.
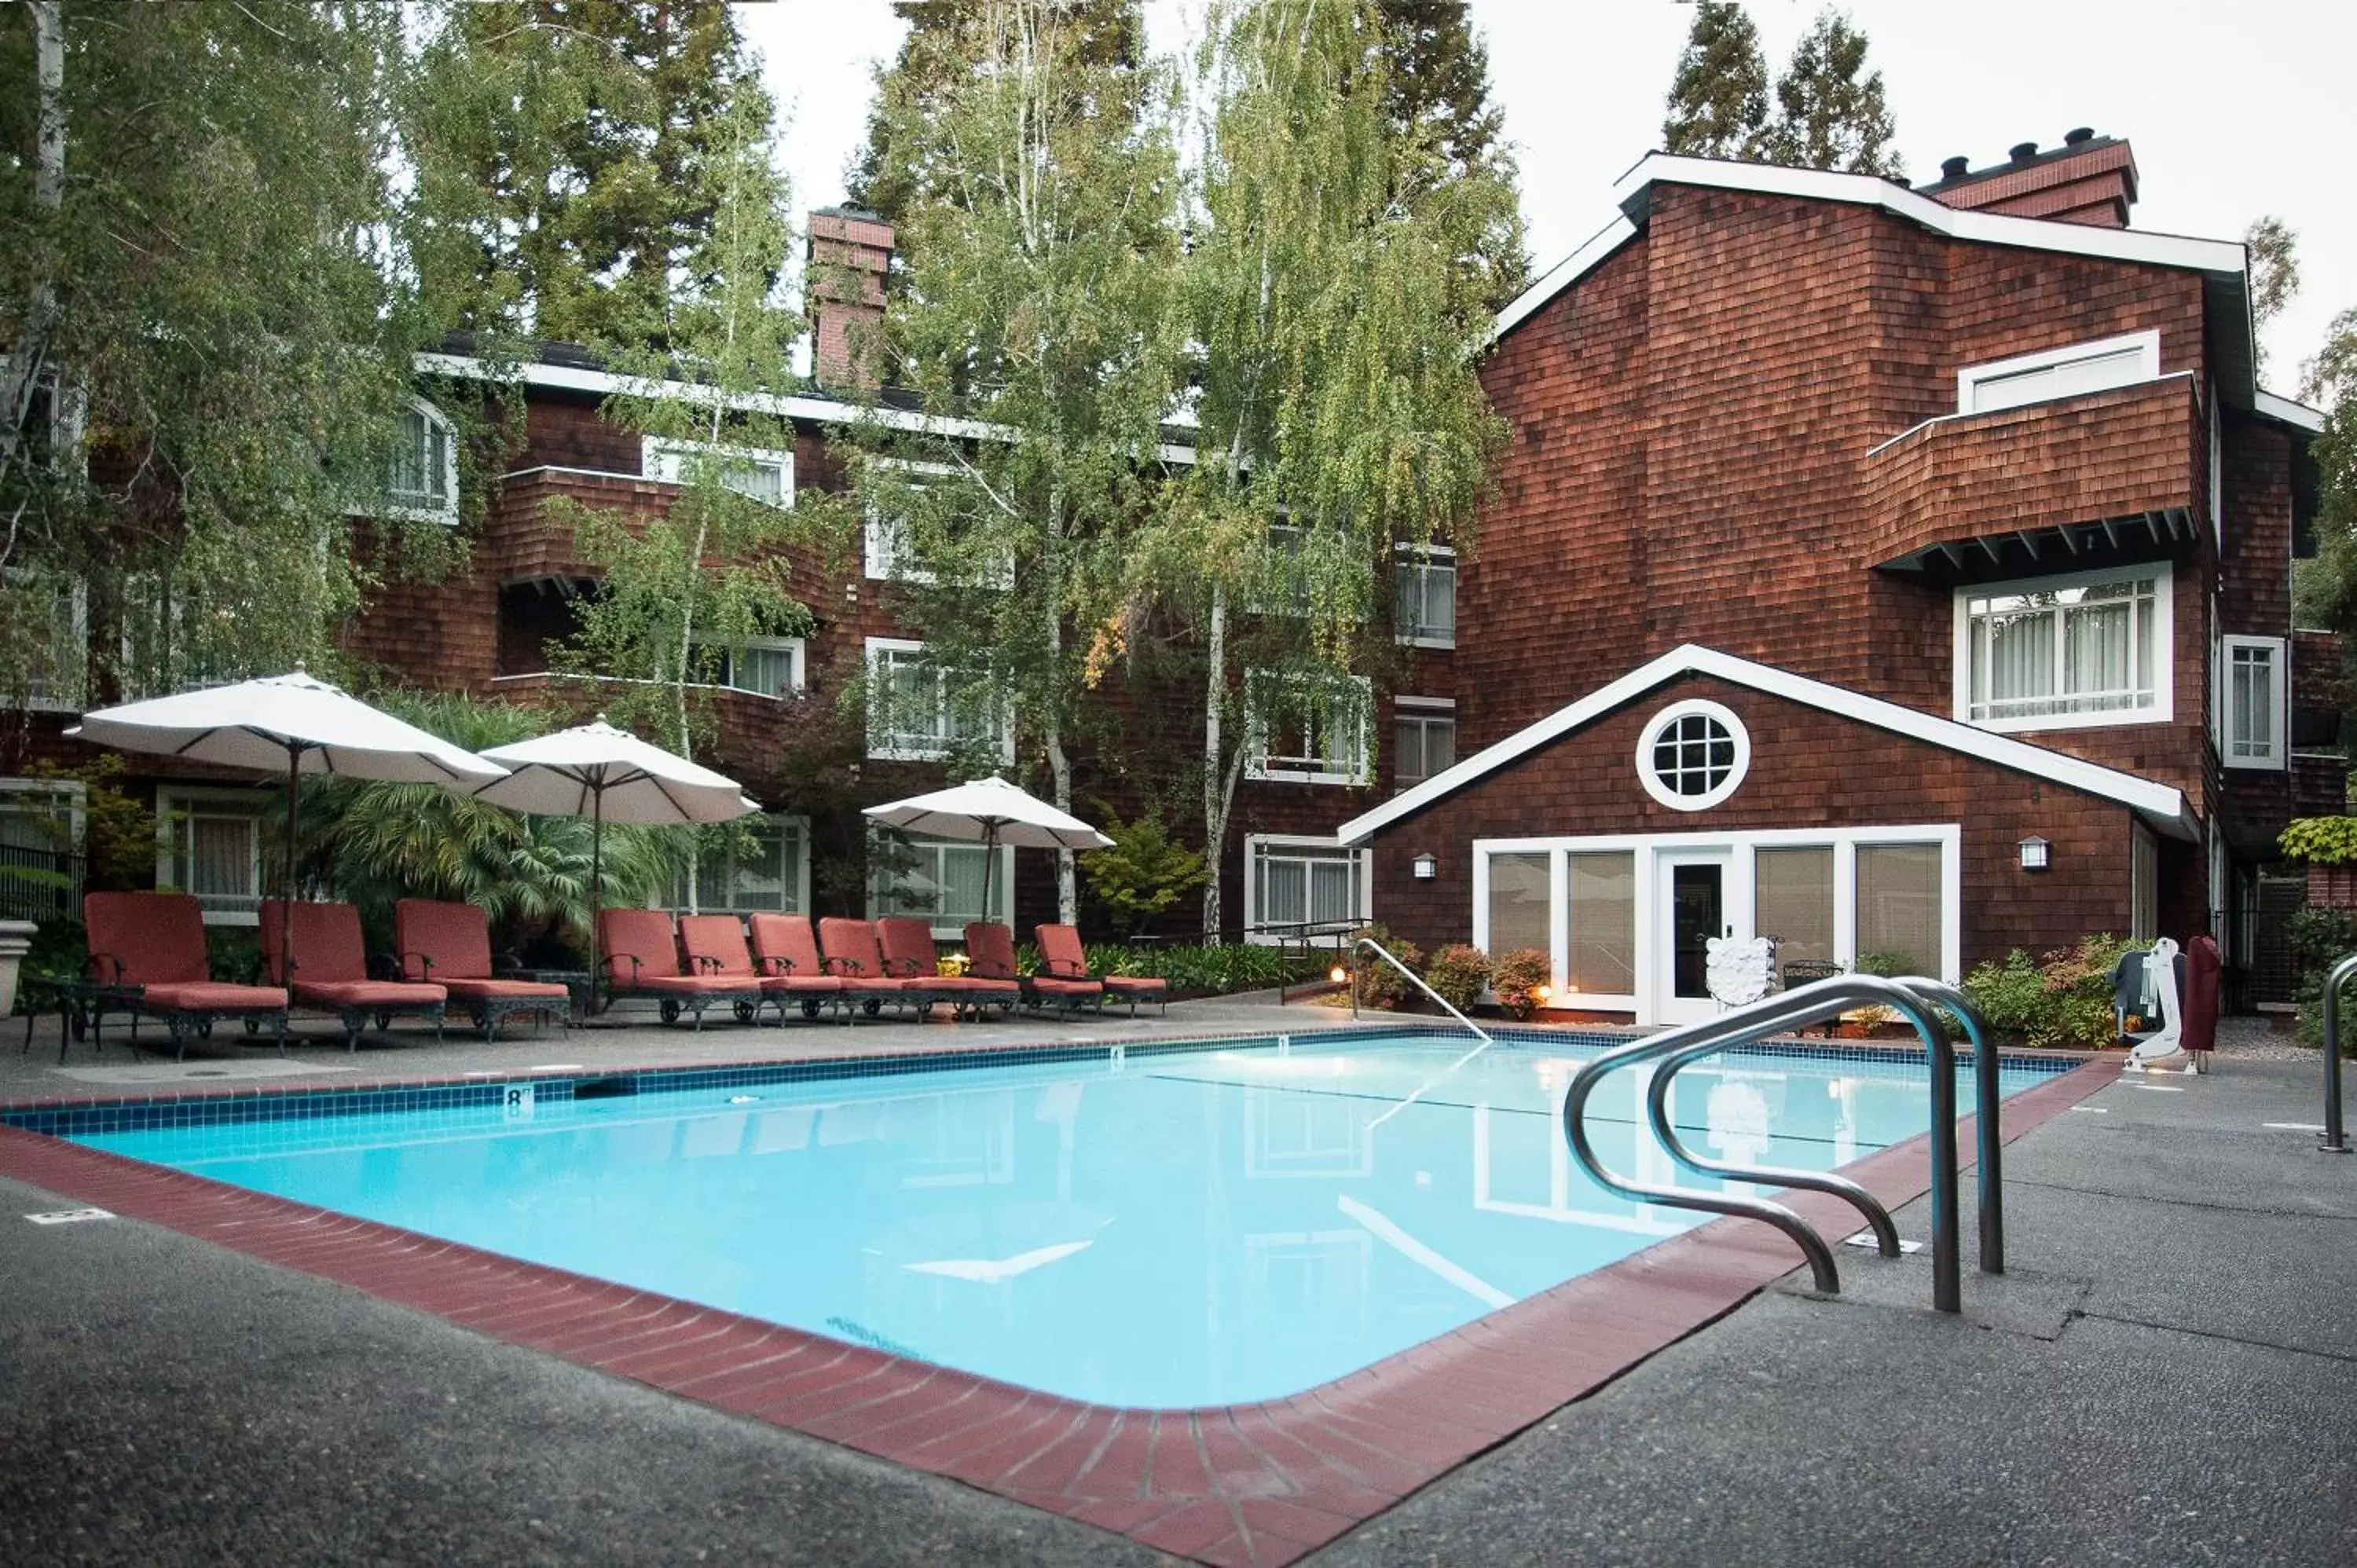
[1637,699,1749,811]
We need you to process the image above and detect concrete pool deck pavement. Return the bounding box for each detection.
[3,1005,2354,1565]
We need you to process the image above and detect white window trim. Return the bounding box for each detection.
[1471,825,1961,1025]
[0,776,86,839]
[1244,670,1373,786]
[1955,329,2162,416]
[642,434,796,509]
[1242,833,1372,946]
[1392,544,1457,650]
[155,786,269,927]
[866,830,1017,940]
[863,636,1014,764]
[382,397,460,526]
[662,813,812,914]
[1635,698,1750,811]
[1951,561,2175,733]
[861,458,1009,586]
[2219,633,2288,771]
[1392,696,1457,793]
[705,634,805,699]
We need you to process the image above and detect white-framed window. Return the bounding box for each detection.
[703,636,805,699]
[1635,699,1750,811]
[867,830,1014,940]
[1956,329,2161,415]
[864,637,1012,763]
[1393,697,1456,793]
[1245,670,1371,786]
[665,815,809,914]
[119,572,240,700]
[386,398,460,523]
[642,434,794,508]
[862,459,1010,587]
[1953,563,2172,731]
[3,571,86,710]
[156,786,267,926]
[0,777,85,922]
[1393,544,1456,648]
[1244,834,1370,944]
[2220,634,2286,769]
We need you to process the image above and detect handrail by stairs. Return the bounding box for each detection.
[1346,936,1492,1047]
[1563,974,2000,1313]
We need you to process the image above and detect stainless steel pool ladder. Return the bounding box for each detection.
[1562,974,2003,1314]
[2318,952,2355,1154]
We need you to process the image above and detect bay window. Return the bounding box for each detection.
[1956,565,2170,730]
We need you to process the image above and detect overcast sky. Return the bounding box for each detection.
[739,0,2353,395]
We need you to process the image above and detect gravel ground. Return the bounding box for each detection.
[2212,1010,2319,1062]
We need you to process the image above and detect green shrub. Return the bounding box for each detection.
[1347,925,1423,1009]
[2280,817,2357,865]
[1961,932,2137,1050]
[1424,944,1491,1013]
[2284,907,2357,1049]
[1492,947,1551,1020]
[1047,940,1316,996]
[1080,810,1208,939]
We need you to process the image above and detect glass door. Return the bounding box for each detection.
[1655,850,1731,1024]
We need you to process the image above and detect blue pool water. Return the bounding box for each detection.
[67,1034,2058,1407]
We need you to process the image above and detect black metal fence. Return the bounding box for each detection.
[0,843,82,923]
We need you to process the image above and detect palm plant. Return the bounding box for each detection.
[295,691,687,962]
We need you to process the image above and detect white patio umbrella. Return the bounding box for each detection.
[863,775,1113,926]
[471,718,760,995]
[70,669,510,983]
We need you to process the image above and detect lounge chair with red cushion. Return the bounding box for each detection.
[262,899,445,1051]
[394,898,573,1040]
[748,914,874,1024]
[966,921,1101,1017]
[1036,923,1168,1017]
[880,916,1017,1020]
[680,913,845,1024]
[83,891,288,1060]
[817,917,933,1021]
[596,908,761,1029]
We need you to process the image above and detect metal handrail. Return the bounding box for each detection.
[1345,936,1492,1047]
[2319,952,2355,1154]
[1563,974,1999,1313]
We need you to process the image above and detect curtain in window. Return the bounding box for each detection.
[1307,857,1357,927]
[2063,595,2135,708]
[1566,852,1635,995]
[184,815,255,905]
[1855,844,1942,976]
[1754,846,1835,966]
[1981,608,2055,716]
[735,645,796,698]
[1258,855,1304,930]
[1486,851,1550,961]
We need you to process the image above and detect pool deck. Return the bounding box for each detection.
[4,1001,2354,1565]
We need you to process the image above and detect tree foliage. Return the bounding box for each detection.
[2247,215,2300,379]
[1375,0,1527,308]
[1149,0,1511,940]
[1662,0,1770,160]
[1757,9,1897,176]
[407,0,775,348]
[1082,809,1208,938]
[0,1,475,713]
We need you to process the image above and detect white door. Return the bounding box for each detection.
[1655,850,1732,1025]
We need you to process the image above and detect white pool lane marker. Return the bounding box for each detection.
[25,1207,114,1225]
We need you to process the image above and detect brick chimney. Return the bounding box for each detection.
[1915,129,2139,229]
[807,206,893,391]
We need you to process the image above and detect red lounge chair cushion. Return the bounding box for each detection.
[818,918,895,980]
[748,914,827,977]
[678,914,760,978]
[294,980,445,1009]
[260,900,370,986]
[933,976,1019,995]
[963,922,1021,981]
[1102,975,1169,995]
[875,918,948,980]
[761,974,845,995]
[139,982,288,1011]
[1036,924,1160,991]
[395,899,497,983]
[1029,976,1102,998]
[438,977,572,1001]
[611,973,753,997]
[597,908,687,984]
[84,892,210,986]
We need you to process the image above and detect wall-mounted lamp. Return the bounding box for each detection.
[1532,984,1553,1006]
[1329,965,1349,986]
[2019,836,2051,872]
[1412,852,1439,880]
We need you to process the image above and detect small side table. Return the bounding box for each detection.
[19,975,144,1063]
[503,967,594,1024]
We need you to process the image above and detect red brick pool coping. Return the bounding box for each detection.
[0,1040,2119,1567]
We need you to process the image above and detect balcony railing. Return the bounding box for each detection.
[1863,376,2201,577]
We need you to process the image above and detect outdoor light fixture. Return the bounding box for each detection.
[1412,853,1439,880]
[2019,836,2051,872]
[1533,984,1552,1006]
[1329,965,1349,986]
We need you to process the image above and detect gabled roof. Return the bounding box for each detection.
[1333,644,2195,845]
[1489,152,2262,410]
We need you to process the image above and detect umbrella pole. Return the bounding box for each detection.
[985,822,999,927]
[279,745,301,987]
[588,784,604,1017]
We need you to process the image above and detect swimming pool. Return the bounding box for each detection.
[50,1030,2063,1408]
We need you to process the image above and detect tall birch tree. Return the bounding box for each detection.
[856,0,1177,925]
[1149,0,1510,942]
